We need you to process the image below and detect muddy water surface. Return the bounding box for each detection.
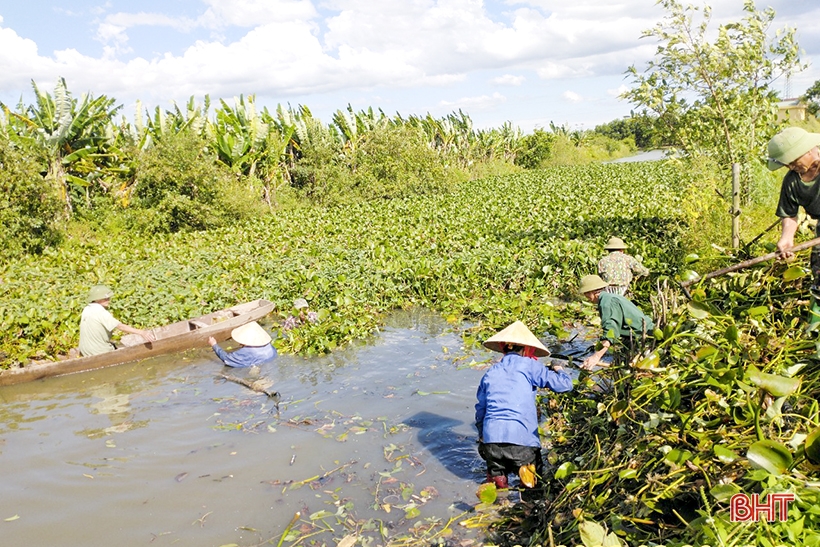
[0,310,511,547]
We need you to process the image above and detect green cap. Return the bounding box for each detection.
[767,127,820,171]
[579,274,608,294]
[88,285,113,303]
[604,236,627,250]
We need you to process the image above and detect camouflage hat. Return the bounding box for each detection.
[88,285,113,303]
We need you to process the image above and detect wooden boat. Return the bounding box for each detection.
[0,299,275,386]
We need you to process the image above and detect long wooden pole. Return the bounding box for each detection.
[681,236,820,287]
[731,163,740,249]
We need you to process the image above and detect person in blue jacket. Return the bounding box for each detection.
[475,320,573,492]
[208,321,277,368]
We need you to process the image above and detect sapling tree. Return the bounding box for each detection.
[623,0,804,202]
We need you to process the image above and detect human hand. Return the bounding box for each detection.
[776,238,795,260]
[142,330,156,343]
[208,336,217,346]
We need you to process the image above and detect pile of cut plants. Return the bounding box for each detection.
[487,257,820,547]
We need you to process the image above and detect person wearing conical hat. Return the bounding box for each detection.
[475,321,572,493]
[282,298,319,331]
[597,236,649,296]
[79,285,156,357]
[768,127,820,323]
[579,274,654,370]
[208,321,277,368]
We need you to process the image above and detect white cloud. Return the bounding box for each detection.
[563,90,582,103]
[439,92,507,111]
[608,84,629,97]
[198,0,317,28]
[492,74,525,86]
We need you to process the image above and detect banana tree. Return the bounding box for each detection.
[211,94,269,177]
[1,78,122,215]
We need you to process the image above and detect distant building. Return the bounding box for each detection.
[777,98,808,122]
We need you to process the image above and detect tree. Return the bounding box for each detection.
[1,78,123,215]
[623,0,804,200]
[801,80,820,117]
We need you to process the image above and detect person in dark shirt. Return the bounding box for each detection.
[768,127,820,323]
[475,321,572,492]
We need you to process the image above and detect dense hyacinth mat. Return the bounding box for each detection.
[1,162,687,367]
[487,261,820,547]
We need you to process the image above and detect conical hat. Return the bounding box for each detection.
[231,321,272,347]
[483,321,550,357]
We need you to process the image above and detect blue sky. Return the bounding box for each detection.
[1,0,818,132]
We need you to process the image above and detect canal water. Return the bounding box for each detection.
[1,309,576,547]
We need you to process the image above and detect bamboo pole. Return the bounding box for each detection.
[731,163,741,249]
[681,236,820,288]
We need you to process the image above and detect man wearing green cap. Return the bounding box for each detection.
[578,274,654,370]
[79,285,156,356]
[768,127,820,323]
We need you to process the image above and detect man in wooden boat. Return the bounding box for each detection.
[208,321,277,368]
[578,274,654,370]
[79,285,156,357]
[475,321,572,496]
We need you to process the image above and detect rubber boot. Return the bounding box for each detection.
[485,473,508,489]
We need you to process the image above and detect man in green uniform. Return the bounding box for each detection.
[767,127,820,323]
[79,285,155,356]
[578,274,654,370]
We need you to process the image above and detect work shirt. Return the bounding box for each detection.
[598,252,648,290]
[598,292,654,344]
[776,170,820,219]
[212,344,277,368]
[78,303,120,356]
[475,353,573,448]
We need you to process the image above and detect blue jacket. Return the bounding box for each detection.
[475,352,573,447]
[212,344,277,368]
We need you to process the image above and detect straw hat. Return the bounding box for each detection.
[88,285,114,303]
[767,127,820,171]
[603,236,627,250]
[579,274,609,294]
[230,321,272,347]
[483,321,550,357]
[293,298,309,309]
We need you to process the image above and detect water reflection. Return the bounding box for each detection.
[404,411,481,481]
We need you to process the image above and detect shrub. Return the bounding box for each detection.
[0,138,63,255]
[515,129,556,169]
[130,131,247,233]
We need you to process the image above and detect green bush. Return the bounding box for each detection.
[515,129,556,169]
[129,131,248,233]
[348,125,467,200]
[0,138,63,255]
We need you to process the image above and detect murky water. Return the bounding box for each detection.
[0,309,521,547]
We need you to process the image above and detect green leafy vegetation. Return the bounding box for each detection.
[0,162,686,366]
